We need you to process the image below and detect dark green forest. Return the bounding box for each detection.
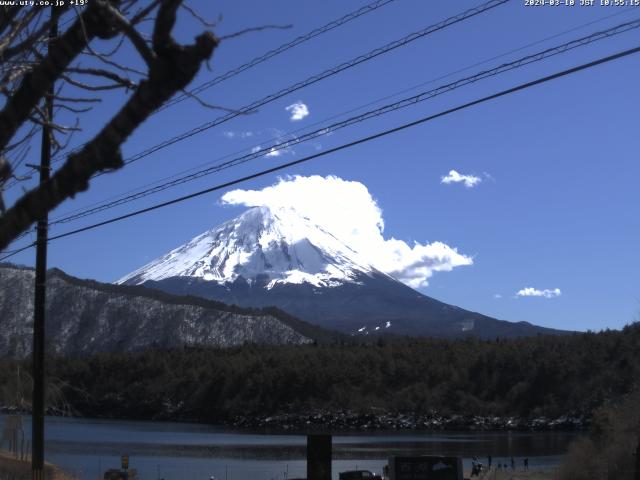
[1,324,639,424]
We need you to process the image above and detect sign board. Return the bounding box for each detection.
[388,456,462,480]
[121,454,129,470]
[307,434,331,480]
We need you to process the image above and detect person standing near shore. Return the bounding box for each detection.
[511,457,515,470]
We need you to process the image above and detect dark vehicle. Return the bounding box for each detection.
[339,470,383,480]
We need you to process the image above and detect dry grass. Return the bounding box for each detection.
[476,467,557,480]
[0,449,76,480]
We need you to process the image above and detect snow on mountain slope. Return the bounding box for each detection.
[117,206,378,288]
[117,205,571,339]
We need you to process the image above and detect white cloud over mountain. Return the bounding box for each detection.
[221,175,472,288]
[516,287,562,298]
[285,101,309,121]
[441,170,482,188]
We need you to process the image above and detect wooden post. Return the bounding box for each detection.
[307,434,331,480]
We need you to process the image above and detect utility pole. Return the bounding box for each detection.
[32,8,57,480]
[635,436,640,480]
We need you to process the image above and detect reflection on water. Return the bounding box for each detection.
[0,415,579,480]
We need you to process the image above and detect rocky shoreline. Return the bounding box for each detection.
[229,410,589,431]
[1,405,588,431]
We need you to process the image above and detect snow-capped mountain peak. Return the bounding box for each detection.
[117,206,376,288]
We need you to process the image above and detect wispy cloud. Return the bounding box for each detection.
[222,130,254,139]
[441,170,482,188]
[516,287,562,298]
[264,148,282,157]
[285,101,309,121]
[493,293,502,299]
[221,175,472,288]
[260,130,299,158]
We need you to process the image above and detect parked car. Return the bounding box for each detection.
[339,470,383,480]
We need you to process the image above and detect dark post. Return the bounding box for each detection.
[307,434,331,480]
[31,8,56,480]
[635,436,640,480]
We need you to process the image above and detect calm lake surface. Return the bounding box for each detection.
[0,415,580,480]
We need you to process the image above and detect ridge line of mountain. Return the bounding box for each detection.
[0,263,347,358]
[116,205,572,338]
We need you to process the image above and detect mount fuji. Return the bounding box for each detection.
[118,206,567,338]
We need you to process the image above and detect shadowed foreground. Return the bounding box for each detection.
[0,449,75,480]
[479,468,556,480]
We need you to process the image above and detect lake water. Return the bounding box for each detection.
[0,415,580,480]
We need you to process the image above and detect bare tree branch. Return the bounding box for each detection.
[66,67,137,89]
[178,87,251,113]
[130,0,161,25]
[28,113,80,134]
[0,2,219,250]
[60,73,130,91]
[53,103,93,114]
[52,94,101,104]
[4,122,38,154]
[0,0,121,152]
[74,3,147,77]
[0,9,38,58]
[219,24,292,41]
[99,30,127,57]
[99,1,156,67]
[152,0,181,53]
[181,2,221,28]
[0,7,21,37]
[51,119,80,157]
[1,9,63,62]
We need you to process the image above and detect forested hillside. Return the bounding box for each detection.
[1,324,638,426]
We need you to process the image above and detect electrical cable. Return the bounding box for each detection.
[91,0,510,175]
[3,43,637,260]
[47,18,640,227]
[34,44,639,247]
[45,5,637,223]
[44,0,398,166]
[160,0,398,112]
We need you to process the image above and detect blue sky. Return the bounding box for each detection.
[4,0,640,332]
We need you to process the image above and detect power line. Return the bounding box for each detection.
[0,242,35,261]
[46,6,637,225]
[3,43,637,261]
[38,44,640,246]
[13,2,634,202]
[91,0,509,175]
[47,18,640,227]
[4,0,507,194]
[160,0,397,112]
[44,0,397,167]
